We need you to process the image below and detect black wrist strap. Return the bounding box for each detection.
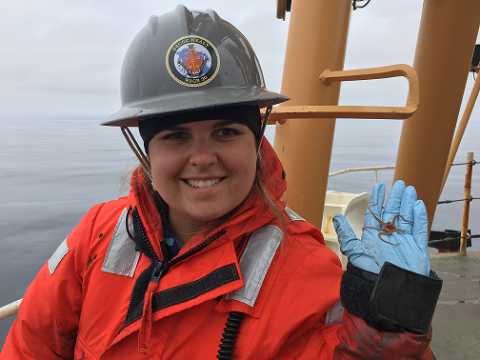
[341,263,442,334]
[371,262,443,334]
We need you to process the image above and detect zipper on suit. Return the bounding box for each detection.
[132,208,226,284]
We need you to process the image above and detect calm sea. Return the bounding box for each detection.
[1,118,479,346]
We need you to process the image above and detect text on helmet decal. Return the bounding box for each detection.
[166,36,220,87]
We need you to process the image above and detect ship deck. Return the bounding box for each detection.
[429,251,480,360]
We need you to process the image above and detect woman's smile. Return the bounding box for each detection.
[184,177,225,189]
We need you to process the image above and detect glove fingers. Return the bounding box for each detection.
[383,180,405,224]
[412,200,431,275]
[397,186,417,232]
[412,200,429,251]
[363,182,385,229]
[333,214,359,257]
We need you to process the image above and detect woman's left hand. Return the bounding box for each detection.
[333,180,430,276]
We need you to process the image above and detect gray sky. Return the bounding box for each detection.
[0,0,478,121]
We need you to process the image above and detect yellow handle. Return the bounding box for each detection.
[266,64,419,124]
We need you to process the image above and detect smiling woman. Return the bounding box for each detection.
[147,118,258,244]
[1,4,440,360]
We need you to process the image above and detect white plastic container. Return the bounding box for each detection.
[321,191,371,269]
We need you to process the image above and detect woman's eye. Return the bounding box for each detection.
[218,128,237,137]
[166,132,186,140]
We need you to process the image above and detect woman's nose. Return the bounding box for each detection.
[189,140,217,168]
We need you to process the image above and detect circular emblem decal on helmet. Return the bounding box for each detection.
[166,36,220,87]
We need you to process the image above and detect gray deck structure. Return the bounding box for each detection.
[429,252,480,360]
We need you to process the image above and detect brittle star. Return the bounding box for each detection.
[362,203,413,246]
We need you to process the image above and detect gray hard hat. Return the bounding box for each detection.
[102,5,289,127]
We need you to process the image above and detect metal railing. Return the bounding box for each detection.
[329,165,395,183]
[0,299,22,322]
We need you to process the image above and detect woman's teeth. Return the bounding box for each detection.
[186,178,222,188]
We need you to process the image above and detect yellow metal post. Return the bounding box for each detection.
[273,0,351,229]
[393,0,480,232]
[460,152,474,256]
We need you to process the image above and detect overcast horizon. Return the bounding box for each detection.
[1,0,479,123]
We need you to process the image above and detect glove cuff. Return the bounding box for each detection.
[371,262,443,334]
[341,263,442,334]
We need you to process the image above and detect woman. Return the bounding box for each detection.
[1,5,441,359]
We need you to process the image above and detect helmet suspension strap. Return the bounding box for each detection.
[121,124,152,181]
[257,105,272,157]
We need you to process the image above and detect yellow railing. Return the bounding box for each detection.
[266,64,419,124]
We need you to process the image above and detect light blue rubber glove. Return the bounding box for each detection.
[333,180,430,276]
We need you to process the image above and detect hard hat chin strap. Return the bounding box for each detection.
[121,124,152,181]
[257,105,272,157]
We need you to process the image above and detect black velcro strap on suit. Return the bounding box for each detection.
[340,265,375,324]
[341,263,442,334]
[341,264,403,332]
[371,262,443,334]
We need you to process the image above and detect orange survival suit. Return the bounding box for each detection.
[1,139,434,359]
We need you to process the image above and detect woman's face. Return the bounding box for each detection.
[148,119,257,235]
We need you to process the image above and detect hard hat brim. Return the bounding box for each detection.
[101,87,289,127]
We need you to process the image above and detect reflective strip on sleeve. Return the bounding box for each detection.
[285,206,306,222]
[48,238,69,275]
[101,208,140,277]
[225,225,282,307]
[325,300,344,325]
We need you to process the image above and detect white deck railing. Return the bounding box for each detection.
[329,165,395,183]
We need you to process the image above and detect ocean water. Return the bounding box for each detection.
[0,118,479,347]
